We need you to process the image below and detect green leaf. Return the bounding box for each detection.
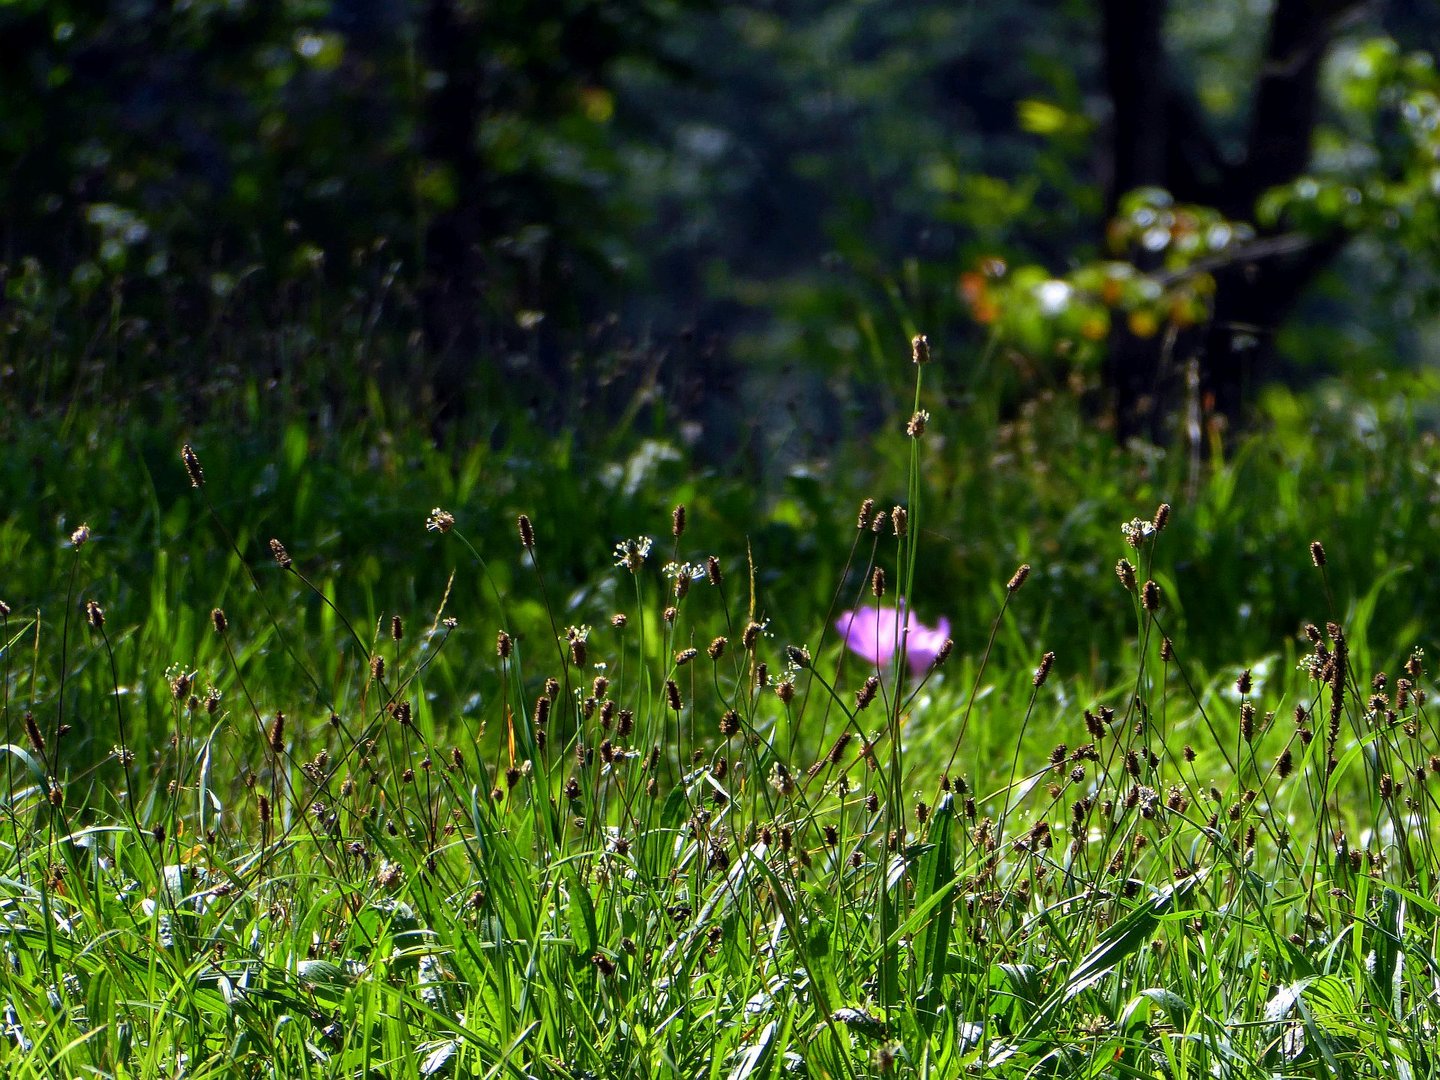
[728,1019,777,1080]
[914,794,957,1024]
[1025,874,1199,1036]
[564,861,597,961]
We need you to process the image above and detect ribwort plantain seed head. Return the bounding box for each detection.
[911,334,931,365]
[181,444,205,488]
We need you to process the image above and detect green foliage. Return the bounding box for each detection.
[4,346,1440,1076]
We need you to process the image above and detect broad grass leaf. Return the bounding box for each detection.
[803,917,842,1020]
[296,959,359,1000]
[1060,875,1196,1002]
[914,794,957,1023]
[728,1019,777,1080]
[660,781,690,831]
[1365,887,1404,1016]
[419,1038,460,1077]
[996,963,1043,1018]
[1120,987,1189,1031]
[563,862,597,962]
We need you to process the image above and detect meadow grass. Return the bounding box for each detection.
[4,349,1440,1077]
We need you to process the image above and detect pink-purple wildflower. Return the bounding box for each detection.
[835,601,951,675]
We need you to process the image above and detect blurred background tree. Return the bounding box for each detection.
[2,0,1437,446]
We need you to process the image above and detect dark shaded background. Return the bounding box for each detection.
[2,0,1438,445]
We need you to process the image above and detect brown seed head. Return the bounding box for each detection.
[391,615,404,642]
[85,599,104,629]
[857,498,875,530]
[1007,564,1031,593]
[1309,540,1326,568]
[211,607,228,634]
[672,504,686,539]
[675,648,698,667]
[891,506,907,537]
[708,636,727,660]
[720,709,741,738]
[370,654,385,681]
[1141,580,1160,612]
[269,539,292,570]
[1116,559,1136,591]
[517,514,536,550]
[666,679,682,712]
[181,444,205,488]
[911,333,932,365]
[611,613,628,629]
[496,630,513,659]
[1152,503,1171,532]
[1236,668,1252,695]
[931,638,954,669]
[1034,651,1056,687]
[871,567,886,598]
[268,711,286,753]
[24,712,44,753]
[906,410,929,438]
[0,600,9,617]
[855,674,880,710]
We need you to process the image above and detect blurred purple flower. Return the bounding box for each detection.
[835,601,951,675]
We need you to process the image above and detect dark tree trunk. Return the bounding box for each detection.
[1100,0,1167,218]
[1098,0,1364,440]
[419,0,487,419]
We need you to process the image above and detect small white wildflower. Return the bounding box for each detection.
[614,536,653,572]
[1121,518,1156,548]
